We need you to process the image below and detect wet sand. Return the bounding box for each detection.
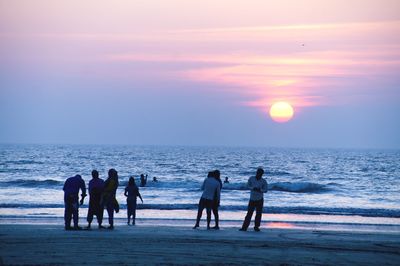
[0,224,400,265]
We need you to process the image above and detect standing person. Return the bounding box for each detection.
[102,168,119,230]
[140,174,147,187]
[63,174,86,230]
[240,168,268,232]
[124,176,143,225]
[193,171,221,230]
[86,170,105,230]
[212,170,222,230]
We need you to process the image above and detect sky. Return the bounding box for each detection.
[0,0,399,148]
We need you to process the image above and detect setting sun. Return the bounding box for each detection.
[269,102,294,123]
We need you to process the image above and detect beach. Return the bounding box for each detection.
[1,223,400,265]
[1,145,399,265]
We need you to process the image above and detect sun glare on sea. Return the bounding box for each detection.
[269,102,294,123]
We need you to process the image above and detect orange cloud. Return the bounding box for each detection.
[97,20,400,112]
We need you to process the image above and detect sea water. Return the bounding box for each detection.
[0,144,399,229]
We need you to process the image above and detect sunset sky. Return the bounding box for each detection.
[1,0,399,148]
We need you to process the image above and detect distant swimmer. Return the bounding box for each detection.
[140,174,148,187]
[124,176,143,226]
[153,176,158,182]
[239,168,268,232]
[224,177,229,184]
[63,174,86,230]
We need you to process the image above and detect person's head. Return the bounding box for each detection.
[207,171,214,178]
[256,167,264,179]
[75,174,82,179]
[129,176,135,186]
[140,174,144,179]
[225,176,229,181]
[213,170,221,179]
[108,168,118,179]
[92,170,99,179]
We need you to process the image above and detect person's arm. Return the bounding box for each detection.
[138,192,143,203]
[261,180,268,193]
[216,183,221,204]
[201,179,206,191]
[248,178,261,192]
[247,178,255,190]
[79,179,87,205]
[124,187,128,197]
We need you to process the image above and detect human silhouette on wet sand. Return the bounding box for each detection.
[124,176,143,225]
[102,169,119,230]
[193,171,221,230]
[240,168,268,232]
[86,170,105,230]
[63,174,86,230]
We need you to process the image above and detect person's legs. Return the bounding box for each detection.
[254,199,264,230]
[212,203,219,229]
[127,200,132,225]
[97,202,104,228]
[240,200,256,231]
[64,198,72,229]
[107,203,114,229]
[206,207,212,229]
[72,201,79,228]
[194,198,205,228]
[205,199,213,229]
[132,201,137,225]
[87,203,94,228]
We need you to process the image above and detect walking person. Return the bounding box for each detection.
[239,168,268,232]
[124,176,143,225]
[212,170,222,230]
[63,174,86,230]
[102,168,119,230]
[193,171,221,230]
[86,170,105,229]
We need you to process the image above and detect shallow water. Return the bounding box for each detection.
[0,144,399,220]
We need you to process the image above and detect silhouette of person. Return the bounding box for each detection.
[140,174,147,187]
[224,177,229,184]
[124,176,143,225]
[212,170,222,230]
[152,176,158,182]
[86,170,105,229]
[63,174,86,230]
[240,168,268,232]
[102,168,119,229]
[193,171,221,230]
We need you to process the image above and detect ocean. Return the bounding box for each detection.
[1,144,399,229]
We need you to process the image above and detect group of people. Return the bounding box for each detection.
[63,168,143,230]
[193,167,267,231]
[63,167,268,232]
